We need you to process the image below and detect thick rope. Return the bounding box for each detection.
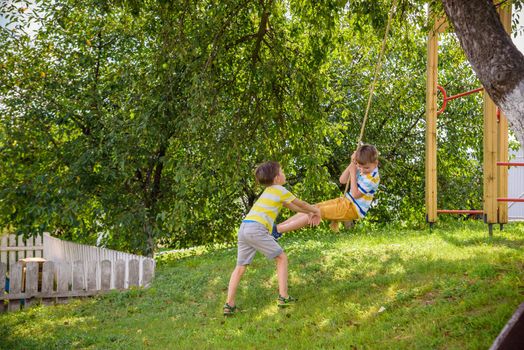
[344,0,397,195]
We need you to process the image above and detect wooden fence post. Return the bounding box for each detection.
[101,260,111,291]
[41,261,55,306]
[8,262,22,312]
[73,260,85,292]
[115,260,125,289]
[142,259,154,287]
[0,262,5,294]
[35,235,43,258]
[8,235,17,269]
[24,262,39,307]
[57,262,71,304]
[0,236,7,264]
[25,236,33,259]
[0,262,6,312]
[86,261,98,291]
[128,259,139,287]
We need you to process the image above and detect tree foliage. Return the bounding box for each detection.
[0,0,505,254]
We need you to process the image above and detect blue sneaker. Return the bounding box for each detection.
[271,224,282,240]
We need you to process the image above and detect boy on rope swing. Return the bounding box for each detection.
[273,144,380,237]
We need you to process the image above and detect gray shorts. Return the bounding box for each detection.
[236,221,283,266]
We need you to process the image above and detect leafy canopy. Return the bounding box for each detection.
[0,0,502,254]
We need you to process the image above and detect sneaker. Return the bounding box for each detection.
[223,303,237,316]
[277,295,298,308]
[271,224,282,240]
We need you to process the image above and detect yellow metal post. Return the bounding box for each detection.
[425,20,439,223]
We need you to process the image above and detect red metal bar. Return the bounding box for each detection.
[496,162,524,167]
[436,85,483,115]
[497,198,524,202]
[437,85,448,115]
[446,87,484,101]
[437,209,483,214]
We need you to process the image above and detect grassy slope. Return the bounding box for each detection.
[1,222,523,350]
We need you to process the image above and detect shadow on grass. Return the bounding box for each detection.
[436,230,524,250]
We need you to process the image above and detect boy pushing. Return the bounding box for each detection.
[223,161,320,316]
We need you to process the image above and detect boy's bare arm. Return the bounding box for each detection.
[340,165,363,198]
[283,201,305,213]
[283,200,321,226]
[349,165,364,199]
[340,152,364,199]
[284,199,321,216]
[340,151,356,184]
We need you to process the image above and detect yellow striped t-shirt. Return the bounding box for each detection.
[244,185,296,231]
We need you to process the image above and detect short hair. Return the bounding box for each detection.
[255,161,280,186]
[355,144,379,164]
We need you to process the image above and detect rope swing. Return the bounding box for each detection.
[344,0,398,195]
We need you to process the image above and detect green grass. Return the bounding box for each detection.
[1,221,524,349]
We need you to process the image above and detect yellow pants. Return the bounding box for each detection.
[317,197,359,221]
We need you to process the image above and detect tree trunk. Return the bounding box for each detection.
[143,147,166,257]
[441,0,524,146]
[144,220,155,258]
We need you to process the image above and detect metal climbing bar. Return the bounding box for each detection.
[497,198,524,202]
[496,162,524,167]
[445,87,484,100]
[436,85,484,115]
[437,209,483,214]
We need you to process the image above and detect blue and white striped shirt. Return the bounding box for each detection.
[345,168,380,218]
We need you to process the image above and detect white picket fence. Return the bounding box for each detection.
[0,233,155,312]
[0,258,155,312]
[42,233,153,288]
[0,233,44,267]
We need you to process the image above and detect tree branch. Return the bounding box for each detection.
[203,0,251,71]
[252,0,272,65]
